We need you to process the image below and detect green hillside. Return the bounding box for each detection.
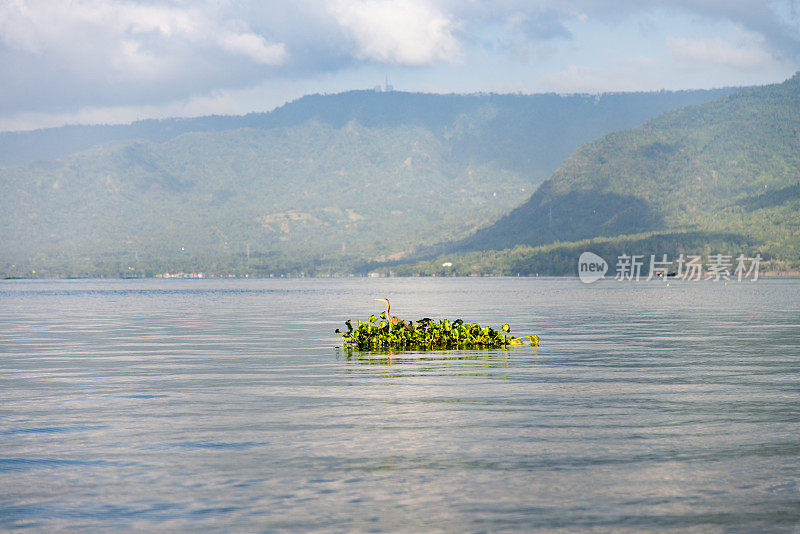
[0,121,524,276]
[0,89,732,278]
[0,89,731,168]
[436,74,800,274]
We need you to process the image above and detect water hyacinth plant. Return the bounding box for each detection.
[336,300,539,350]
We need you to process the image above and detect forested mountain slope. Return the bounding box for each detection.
[0,88,736,277]
[414,74,800,275]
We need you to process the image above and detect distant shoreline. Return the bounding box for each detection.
[4,273,800,281]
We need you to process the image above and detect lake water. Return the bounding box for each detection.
[1,277,799,532]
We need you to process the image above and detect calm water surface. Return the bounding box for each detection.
[1,277,799,532]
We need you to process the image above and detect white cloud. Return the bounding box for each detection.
[667,36,775,69]
[0,72,363,131]
[113,39,170,80]
[0,1,198,53]
[1,0,798,130]
[218,32,287,65]
[0,0,286,85]
[540,58,659,94]
[330,0,460,65]
[0,89,253,132]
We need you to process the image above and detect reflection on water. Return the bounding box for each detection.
[338,347,515,362]
[337,347,516,379]
[0,277,799,531]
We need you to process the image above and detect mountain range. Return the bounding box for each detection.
[393,74,800,276]
[0,87,736,277]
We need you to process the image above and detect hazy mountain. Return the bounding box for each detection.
[1,88,733,168]
[414,74,800,274]
[0,88,737,277]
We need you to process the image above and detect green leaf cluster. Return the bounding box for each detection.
[336,314,538,350]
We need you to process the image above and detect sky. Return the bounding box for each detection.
[1,0,798,132]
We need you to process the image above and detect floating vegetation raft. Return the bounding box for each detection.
[336,313,539,350]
